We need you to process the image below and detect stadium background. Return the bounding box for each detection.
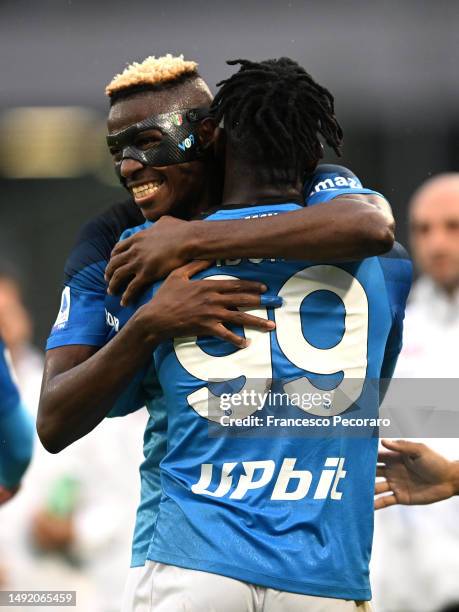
[1,2,459,611]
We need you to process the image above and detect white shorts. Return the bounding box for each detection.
[121,561,372,612]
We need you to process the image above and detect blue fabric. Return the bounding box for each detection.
[114,200,411,598]
[46,202,141,351]
[303,163,382,204]
[0,340,34,488]
[0,341,20,416]
[130,407,167,566]
[47,164,389,571]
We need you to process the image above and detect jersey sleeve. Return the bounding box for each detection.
[46,201,142,350]
[46,219,112,350]
[304,164,383,206]
[106,368,148,418]
[106,340,162,419]
[0,341,34,488]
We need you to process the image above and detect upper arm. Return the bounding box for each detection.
[47,200,142,351]
[46,280,109,351]
[336,193,394,231]
[41,345,99,391]
[45,207,125,373]
[42,213,115,409]
[41,344,147,419]
[46,218,114,351]
[304,164,382,204]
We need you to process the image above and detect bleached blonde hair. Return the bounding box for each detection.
[105,54,199,98]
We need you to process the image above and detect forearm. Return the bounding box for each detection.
[37,313,158,453]
[187,198,394,262]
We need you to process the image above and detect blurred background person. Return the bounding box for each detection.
[372,174,459,612]
[395,174,459,380]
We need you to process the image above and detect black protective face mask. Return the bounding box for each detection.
[106,106,211,185]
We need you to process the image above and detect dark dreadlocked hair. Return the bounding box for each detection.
[211,58,343,184]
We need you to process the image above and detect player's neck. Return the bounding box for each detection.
[221,158,302,207]
[179,160,224,220]
[197,165,224,216]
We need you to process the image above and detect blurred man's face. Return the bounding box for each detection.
[410,178,459,293]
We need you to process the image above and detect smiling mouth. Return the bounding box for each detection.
[131,180,164,201]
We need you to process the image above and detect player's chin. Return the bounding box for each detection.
[134,192,174,222]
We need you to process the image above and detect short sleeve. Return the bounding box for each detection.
[46,201,142,350]
[304,164,383,206]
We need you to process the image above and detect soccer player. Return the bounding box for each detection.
[37,55,396,601]
[0,335,33,505]
[104,58,412,611]
[39,55,393,450]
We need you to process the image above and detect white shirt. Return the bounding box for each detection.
[372,276,459,612]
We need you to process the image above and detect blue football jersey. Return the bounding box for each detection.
[104,164,386,569]
[118,201,411,599]
[48,165,385,569]
[0,338,34,488]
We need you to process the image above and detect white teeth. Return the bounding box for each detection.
[132,182,162,197]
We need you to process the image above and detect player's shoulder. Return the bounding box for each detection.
[304,164,363,195]
[64,199,143,281]
[77,199,143,248]
[311,163,362,181]
[377,241,413,299]
[304,163,383,205]
[379,241,411,262]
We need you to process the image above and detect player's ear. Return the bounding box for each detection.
[211,126,226,163]
[197,117,218,149]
